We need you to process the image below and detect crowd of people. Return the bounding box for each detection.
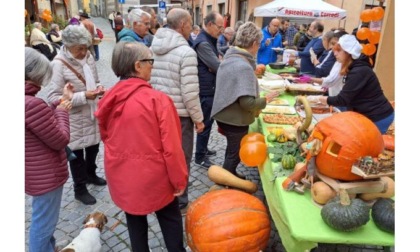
[25,7,394,252]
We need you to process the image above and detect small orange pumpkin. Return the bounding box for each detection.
[311,112,384,181]
[185,189,271,252]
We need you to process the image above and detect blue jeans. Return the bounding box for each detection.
[93,45,99,60]
[195,96,214,162]
[29,186,63,252]
[374,112,395,134]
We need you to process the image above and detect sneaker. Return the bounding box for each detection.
[205,149,217,157]
[195,158,214,169]
[87,175,107,186]
[75,191,97,205]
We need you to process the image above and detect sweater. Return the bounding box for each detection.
[211,47,266,126]
[150,28,203,123]
[326,56,394,122]
[25,81,70,196]
[298,36,324,75]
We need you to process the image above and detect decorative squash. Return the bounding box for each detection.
[371,198,394,234]
[311,181,337,205]
[208,165,257,193]
[240,132,265,147]
[359,176,395,201]
[321,189,370,232]
[311,112,384,181]
[281,154,296,170]
[186,189,271,252]
[382,135,395,151]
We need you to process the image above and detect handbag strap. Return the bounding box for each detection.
[56,58,86,85]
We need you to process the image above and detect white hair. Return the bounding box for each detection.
[127,9,151,28]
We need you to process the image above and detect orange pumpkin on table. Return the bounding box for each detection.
[185,189,271,252]
[310,111,384,181]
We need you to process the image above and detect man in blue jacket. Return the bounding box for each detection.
[257,18,282,65]
[287,20,325,75]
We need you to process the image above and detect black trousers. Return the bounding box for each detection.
[178,117,194,209]
[125,198,186,252]
[217,121,249,175]
[69,143,100,194]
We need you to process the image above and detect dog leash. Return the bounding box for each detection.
[109,209,124,232]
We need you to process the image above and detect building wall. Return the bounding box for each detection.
[323,0,364,33]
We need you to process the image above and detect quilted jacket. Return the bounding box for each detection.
[150,28,203,123]
[47,48,101,151]
[25,81,70,196]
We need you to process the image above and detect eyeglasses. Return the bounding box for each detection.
[139,59,154,65]
[212,22,224,31]
[136,21,151,27]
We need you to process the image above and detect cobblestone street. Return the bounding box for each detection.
[25,17,285,252]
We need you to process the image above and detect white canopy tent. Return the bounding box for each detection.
[254,0,347,20]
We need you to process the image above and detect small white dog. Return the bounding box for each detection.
[60,212,108,252]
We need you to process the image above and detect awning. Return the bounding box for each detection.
[254,0,347,20]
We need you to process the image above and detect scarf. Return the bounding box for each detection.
[63,47,97,120]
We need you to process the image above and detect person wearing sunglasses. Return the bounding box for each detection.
[192,11,224,169]
[118,8,152,46]
[95,41,188,252]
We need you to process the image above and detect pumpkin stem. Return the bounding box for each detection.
[339,188,351,206]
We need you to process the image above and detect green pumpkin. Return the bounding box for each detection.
[321,189,370,232]
[281,154,296,170]
[371,198,394,233]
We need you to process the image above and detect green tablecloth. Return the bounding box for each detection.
[265,65,297,74]
[251,93,395,252]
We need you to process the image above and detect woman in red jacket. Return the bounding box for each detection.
[25,47,73,252]
[95,42,188,252]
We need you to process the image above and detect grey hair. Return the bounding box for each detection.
[33,22,42,29]
[234,21,244,32]
[50,23,59,30]
[234,22,262,49]
[140,6,155,15]
[25,47,52,86]
[224,27,234,34]
[167,8,190,29]
[203,11,219,27]
[193,25,200,31]
[62,25,92,47]
[128,9,151,28]
[112,41,152,78]
[322,31,335,43]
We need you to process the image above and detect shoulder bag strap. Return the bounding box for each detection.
[56,58,86,85]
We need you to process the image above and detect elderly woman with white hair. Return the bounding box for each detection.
[25,47,73,252]
[210,22,279,178]
[47,24,107,205]
[30,22,58,60]
[307,34,394,134]
[47,23,63,48]
[118,8,152,44]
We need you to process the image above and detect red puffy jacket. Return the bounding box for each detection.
[25,81,70,196]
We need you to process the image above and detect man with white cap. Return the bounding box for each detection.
[306,34,394,134]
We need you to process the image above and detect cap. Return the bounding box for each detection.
[79,12,90,19]
[338,34,362,60]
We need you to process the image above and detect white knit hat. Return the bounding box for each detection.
[338,34,362,60]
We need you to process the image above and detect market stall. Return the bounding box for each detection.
[254,0,347,20]
[250,81,395,251]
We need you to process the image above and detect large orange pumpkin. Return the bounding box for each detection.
[312,112,384,181]
[185,189,271,252]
